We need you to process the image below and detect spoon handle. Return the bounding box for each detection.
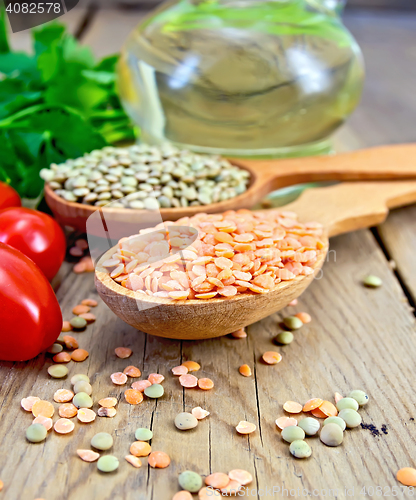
[281,181,416,237]
[233,144,416,191]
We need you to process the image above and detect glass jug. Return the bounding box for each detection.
[118,0,364,157]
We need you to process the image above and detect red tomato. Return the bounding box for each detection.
[0,207,66,281]
[0,182,21,210]
[0,242,62,361]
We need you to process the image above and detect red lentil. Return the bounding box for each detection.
[125,455,142,468]
[61,321,73,332]
[77,449,100,462]
[231,328,247,338]
[236,421,256,434]
[125,389,143,405]
[98,397,118,408]
[303,398,323,412]
[397,468,416,487]
[182,361,200,372]
[172,365,188,376]
[77,408,96,423]
[198,378,214,390]
[33,416,53,431]
[239,364,252,377]
[62,335,79,349]
[72,304,90,315]
[319,400,338,417]
[97,407,117,418]
[205,473,230,489]
[123,366,141,377]
[275,417,298,430]
[131,380,152,392]
[78,313,96,323]
[54,418,75,434]
[130,441,151,457]
[21,396,40,412]
[192,407,210,420]
[262,351,282,365]
[179,374,198,388]
[54,389,74,403]
[283,401,303,414]
[53,352,71,363]
[81,299,98,307]
[111,372,128,385]
[115,347,132,359]
[228,469,253,486]
[148,373,165,384]
[32,400,54,418]
[59,403,78,418]
[221,480,242,495]
[295,312,312,324]
[71,349,89,362]
[148,451,170,468]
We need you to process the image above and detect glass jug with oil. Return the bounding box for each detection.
[118,0,364,158]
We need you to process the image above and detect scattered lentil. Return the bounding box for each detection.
[334,392,343,403]
[72,304,90,315]
[148,373,165,384]
[231,328,247,338]
[115,347,132,359]
[26,423,47,443]
[239,364,252,377]
[182,361,200,372]
[173,492,193,500]
[363,275,383,288]
[336,397,359,412]
[179,471,203,493]
[281,426,305,443]
[205,473,230,489]
[338,409,362,428]
[303,398,323,412]
[283,316,304,330]
[98,407,117,418]
[283,401,303,414]
[61,321,72,332]
[62,335,79,349]
[221,480,242,495]
[81,299,98,307]
[298,418,320,436]
[111,372,128,385]
[295,312,312,324]
[72,392,93,409]
[319,401,338,417]
[47,343,63,354]
[320,423,343,447]
[54,389,74,403]
[348,390,369,406]
[21,396,40,412]
[91,432,113,451]
[236,421,256,435]
[192,407,210,420]
[228,469,253,486]
[172,365,188,376]
[69,317,87,330]
[275,331,294,345]
[175,413,198,431]
[99,397,118,408]
[77,408,97,423]
[125,389,144,405]
[53,352,71,363]
[130,441,151,457]
[144,384,164,399]
[71,374,90,385]
[198,378,214,390]
[59,403,78,418]
[123,366,141,377]
[275,417,298,430]
[77,449,100,462]
[79,313,96,323]
[198,487,221,499]
[135,428,153,441]
[131,380,152,392]
[71,349,89,362]
[323,416,346,431]
[397,468,416,487]
[32,400,54,418]
[289,440,312,459]
[148,451,171,468]
[33,416,53,431]
[125,455,142,468]
[311,407,327,419]
[54,418,75,434]
[179,374,198,388]
[48,365,68,378]
[97,455,119,473]
[262,351,282,365]
[74,381,93,395]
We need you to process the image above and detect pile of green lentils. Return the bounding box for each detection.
[40,144,250,210]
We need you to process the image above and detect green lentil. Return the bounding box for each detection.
[74,381,93,395]
[71,373,90,385]
[175,412,198,431]
[97,455,119,473]
[289,440,312,459]
[298,417,320,436]
[275,331,294,345]
[69,317,87,329]
[48,364,68,379]
[91,432,113,451]
[144,384,164,399]
[281,426,305,443]
[46,343,63,354]
[135,428,153,441]
[323,416,346,431]
[283,316,303,331]
[362,275,382,288]
[41,144,250,210]
[26,423,47,443]
[348,390,369,406]
[73,392,93,409]
[320,423,344,447]
[338,409,362,428]
[178,471,203,493]
[336,397,359,412]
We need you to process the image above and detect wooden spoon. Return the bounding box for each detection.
[46,143,416,234]
[95,180,416,340]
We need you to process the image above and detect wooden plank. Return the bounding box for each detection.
[1,228,416,499]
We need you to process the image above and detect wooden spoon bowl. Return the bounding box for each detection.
[46,143,416,235]
[95,180,416,340]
